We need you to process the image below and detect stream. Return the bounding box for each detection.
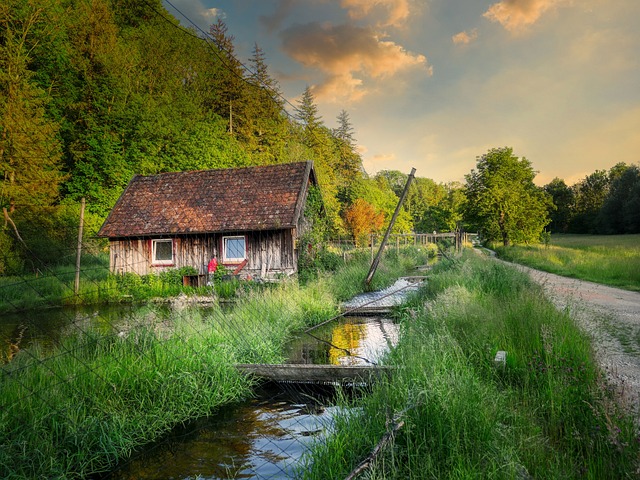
[2,278,420,479]
[107,315,399,480]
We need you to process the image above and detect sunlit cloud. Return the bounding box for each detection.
[356,144,368,156]
[280,22,431,102]
[483,0,567,32]
[341,0,412,28]
[452,29,478,45]
[311,75,369,104]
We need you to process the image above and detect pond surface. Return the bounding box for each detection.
[1,304,143,362]
[285,316,399,366]
[108,385,342,480]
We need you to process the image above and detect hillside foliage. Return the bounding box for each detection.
[0,0,461,274]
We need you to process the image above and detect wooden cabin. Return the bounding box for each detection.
[97,161,319,280]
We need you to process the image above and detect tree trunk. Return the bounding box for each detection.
[499,211,509,246]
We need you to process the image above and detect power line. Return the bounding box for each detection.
[149,0,300,121]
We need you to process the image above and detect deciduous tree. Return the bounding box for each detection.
[463,147,551,246]
[544,178,574,233]
[598,164,640,234]
[570,170,609,233]
[343,198,384,247]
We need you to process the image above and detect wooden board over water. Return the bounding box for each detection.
[235,363,393,384]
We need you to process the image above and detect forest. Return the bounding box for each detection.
[1,0,639,275]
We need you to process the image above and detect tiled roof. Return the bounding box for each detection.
[98,161,316,237]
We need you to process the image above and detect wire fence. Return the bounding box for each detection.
[0,216,447,479]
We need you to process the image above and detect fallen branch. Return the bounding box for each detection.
[344,419,405,480]
[3,207,26,245]
[344,393,425,480]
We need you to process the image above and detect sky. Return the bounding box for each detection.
[162,0,640,186]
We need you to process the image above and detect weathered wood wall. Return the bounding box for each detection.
[109,229,298,278]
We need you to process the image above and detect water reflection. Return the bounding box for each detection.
[109,386,339,480]
[285,317,399,366]
[1,303,234,364]
[3,305,399,478]
[0,305,141,363]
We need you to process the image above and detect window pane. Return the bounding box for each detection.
[154,240,173,261]
[224,237,245,260]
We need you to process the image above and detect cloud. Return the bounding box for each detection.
[363,152,398,175]
[341,0,412,28]
[452,29,478,45]
[162,0,223,30]
[259,0,297,33]
[280,22,431,102]
[203,8,223,20]
[483,0,567,32]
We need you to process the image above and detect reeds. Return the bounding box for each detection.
[0,311,252,478]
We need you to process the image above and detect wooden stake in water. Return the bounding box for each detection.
[365,168,416,286]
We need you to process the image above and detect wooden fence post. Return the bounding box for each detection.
[74,198,85,296]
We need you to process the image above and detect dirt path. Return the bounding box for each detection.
[509,262,640,416]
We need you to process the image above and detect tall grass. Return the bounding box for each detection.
[302,253,639,479]
[0,246,431,479]
[494,234,640,291]
[0,312,252,479]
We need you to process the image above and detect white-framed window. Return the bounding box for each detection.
[152,239,174,265]
[222,236,246,263]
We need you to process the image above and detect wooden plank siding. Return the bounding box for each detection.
[109,229,298,279]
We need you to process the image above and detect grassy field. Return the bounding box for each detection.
[0,247,430,479]
[302,252,639,479]
[494,234,640,291]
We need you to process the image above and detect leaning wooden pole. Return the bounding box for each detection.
[74,197,85,296]
[365,168,416,286]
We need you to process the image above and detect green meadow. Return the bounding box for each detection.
[494,234,640,291]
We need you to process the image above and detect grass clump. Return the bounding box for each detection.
[494,233,640,291]
[303,253,639,479]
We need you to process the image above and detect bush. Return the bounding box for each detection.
[298,239,344,284]
[159,266,198,286]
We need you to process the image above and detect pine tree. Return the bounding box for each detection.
[245,43,287,162]
[209,19,248,137]
[334,110,355,146]
[296,86,323,133]
[332,110,362,189]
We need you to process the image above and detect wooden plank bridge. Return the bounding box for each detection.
[235,363,393,385]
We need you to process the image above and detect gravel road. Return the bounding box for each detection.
[508,262,640,417]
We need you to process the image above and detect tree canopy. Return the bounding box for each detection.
[463,147,551,246]
[542,162,640,235]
